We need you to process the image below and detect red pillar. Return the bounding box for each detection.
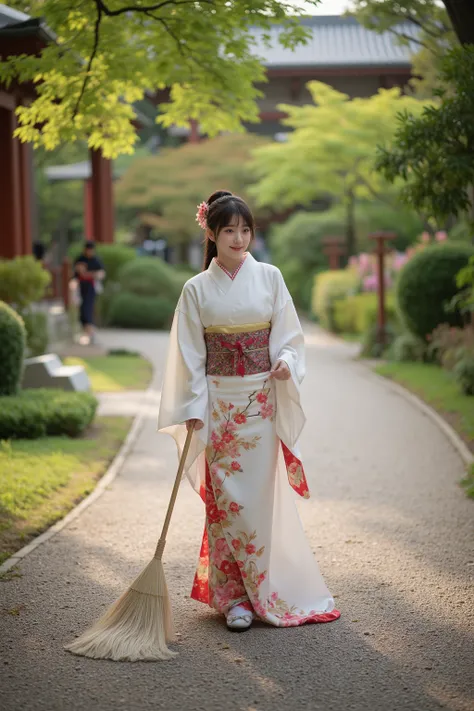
[0,104,22,258]
[84,178,94,239]
[369,231,396,347]
[322,237,346,270]
[90,149,114,243]
[19,140,33,255]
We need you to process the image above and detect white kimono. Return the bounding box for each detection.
[158,253,339,626]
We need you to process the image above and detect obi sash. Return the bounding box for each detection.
[205,322,271,377]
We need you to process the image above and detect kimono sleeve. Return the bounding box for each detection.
[269,268,306,450]
[157,283,208,430]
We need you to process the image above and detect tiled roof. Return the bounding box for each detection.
[253,15,417,69]
[0,4,30,28]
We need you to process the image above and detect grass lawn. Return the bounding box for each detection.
[64,354,152,392]
[375,362,474,498]
[0,416,132,565]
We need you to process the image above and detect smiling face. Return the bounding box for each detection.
[209,214,252,263]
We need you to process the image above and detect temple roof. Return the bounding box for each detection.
[253,15,417,69]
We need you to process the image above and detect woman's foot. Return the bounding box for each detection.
[226,603,254,632]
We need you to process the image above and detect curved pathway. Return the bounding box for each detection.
[1,325,472,711]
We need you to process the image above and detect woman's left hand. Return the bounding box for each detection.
[269,360,291,381]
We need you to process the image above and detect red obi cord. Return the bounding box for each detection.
[219,336,255,377]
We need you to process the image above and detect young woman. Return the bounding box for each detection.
[158,190,340,631]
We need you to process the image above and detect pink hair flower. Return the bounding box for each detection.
[196,201,209,229]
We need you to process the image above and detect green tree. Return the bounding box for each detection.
[115,132,269,253]
[250,81,427,254]
[350,1,455,98]
[376,46,474,231]
[1,1,317,158]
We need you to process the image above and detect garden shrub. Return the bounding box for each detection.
[108,292,175,330]
[0,256,50,310]
[117,257,186,301]
[333,292,398,335]
[390,332,427,363]
[270,209,347,310]
[0,390,97,439]
[312,269,360,331]
[0,301,26,396]
[360,322,398,359]
[22,311,49,357]
[396,244,474,339]
[427,324,474,370]
[453,355,474,396]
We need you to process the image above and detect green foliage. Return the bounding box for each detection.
[269,209,347,309]
[0,389,97,439]
[333,292,398,335]
[0,256,51,310]
[390,332,427,362]
[108,293,175,331]
[117,257,185,300]
[116,133,268,246]
[451,256,474,316]
[350,1,455,98]
[377,46,474,223]
[251,82,427,249]
[22,312,49,357]
[1,1,315,157]
[353,200,424,251]
[396,244,474,338]
[312,269,361,331]
[360,322,398,359]
[427,324,474,370]
[0,302,26,396]
[454,354,474,396]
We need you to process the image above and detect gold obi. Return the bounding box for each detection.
[204,322,271,377]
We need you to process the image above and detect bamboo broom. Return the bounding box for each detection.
[64,421,196,662]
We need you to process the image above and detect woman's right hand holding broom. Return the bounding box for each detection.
[186,419,204,432]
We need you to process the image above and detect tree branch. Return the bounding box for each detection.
[96,0,214,17]
[72,0,102,119]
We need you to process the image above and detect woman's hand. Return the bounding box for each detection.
[269,360,291,381]
[186,418,204,432]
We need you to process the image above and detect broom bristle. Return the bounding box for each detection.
[64,558,177,662]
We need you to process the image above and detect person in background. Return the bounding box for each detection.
[73,240,105,345]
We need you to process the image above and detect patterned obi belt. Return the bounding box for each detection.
[205,322,271,377]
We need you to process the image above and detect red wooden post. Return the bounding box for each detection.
[0,105,23,258]
[90,149,114,243]
[189,119,200,143]
[368,231,396,347]
[322,237,346,270]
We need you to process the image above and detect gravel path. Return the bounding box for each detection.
[1,325,472,711]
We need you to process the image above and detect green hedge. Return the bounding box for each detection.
[117,256,186,300]
[0,390,98,439]
[0,256,50,310]
[397,243,474,339]
[108,292,175,330]
[0,302,26,396]
[333,292,399,335]
[312,269,361,331]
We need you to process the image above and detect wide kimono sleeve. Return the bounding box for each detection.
[157,282,209,495]
[269,268,306,453]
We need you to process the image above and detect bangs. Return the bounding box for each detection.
[211,199,255,234]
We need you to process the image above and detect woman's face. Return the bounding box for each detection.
[211,214,252,261]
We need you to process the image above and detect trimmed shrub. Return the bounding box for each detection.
[22,311,49,357]
[117,257,185,301]
[427,324,474,370]
[0,302,26,396]
[396,244,474,339]
[453,354,474,396]
[312,269,360,331]
[0,390,98,439]
[360,322,398,359]
[108,292,175,330]
[390,332,427,363]
[0,256,50,310]
[333,292,398,335]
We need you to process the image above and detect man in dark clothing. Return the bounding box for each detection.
[73,241,105,345]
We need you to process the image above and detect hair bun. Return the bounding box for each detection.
[207,190,233,206]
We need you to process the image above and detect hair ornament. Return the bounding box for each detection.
[196,201,209,229]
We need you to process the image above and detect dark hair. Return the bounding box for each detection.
[84,240,95,250]
[202,190,255,271]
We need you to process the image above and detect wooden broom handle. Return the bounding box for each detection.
[154,421,196,560]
